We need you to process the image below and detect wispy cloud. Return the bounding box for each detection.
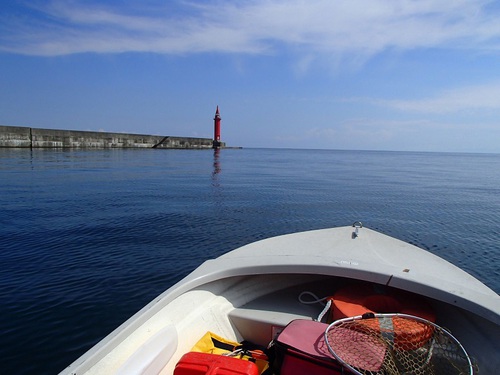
[377,82,500,113]
[1,0,500,59]
[272,117,434,150]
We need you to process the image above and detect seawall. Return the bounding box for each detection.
[0,125,223,149]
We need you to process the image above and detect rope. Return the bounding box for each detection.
[298,291,332,322]
[317,299,332,322]
[298,291,328,305]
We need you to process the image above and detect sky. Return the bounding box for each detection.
[1,0,500,153]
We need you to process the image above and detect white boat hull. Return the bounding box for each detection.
[60,225,500,374]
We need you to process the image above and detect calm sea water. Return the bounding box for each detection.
[1,148,499,374]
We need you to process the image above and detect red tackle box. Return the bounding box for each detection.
[174,351,259,375]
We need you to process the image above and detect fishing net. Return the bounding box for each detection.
[324,313,473,375]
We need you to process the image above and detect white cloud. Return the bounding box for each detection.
[378,82,500,113]
[280,116,500,152]
[1,0,500,58]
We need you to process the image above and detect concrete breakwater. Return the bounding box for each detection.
[0,125,223,149]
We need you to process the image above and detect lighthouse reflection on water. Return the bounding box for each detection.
[212,105,222,186]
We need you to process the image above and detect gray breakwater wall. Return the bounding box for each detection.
[0,125,221,149]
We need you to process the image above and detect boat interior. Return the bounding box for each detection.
[88,273,498,374]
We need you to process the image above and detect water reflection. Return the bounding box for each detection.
[212,148,221,184]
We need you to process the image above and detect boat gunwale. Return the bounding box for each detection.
[59,226,500,374]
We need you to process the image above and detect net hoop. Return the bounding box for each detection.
[324,313,473,375]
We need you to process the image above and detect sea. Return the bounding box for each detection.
[1,148,499,374]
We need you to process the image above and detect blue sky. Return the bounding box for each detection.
[1,1,500,152]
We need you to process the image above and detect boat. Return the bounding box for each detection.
[60,223,500,374]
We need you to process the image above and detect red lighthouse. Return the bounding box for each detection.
[213,105,221,148]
